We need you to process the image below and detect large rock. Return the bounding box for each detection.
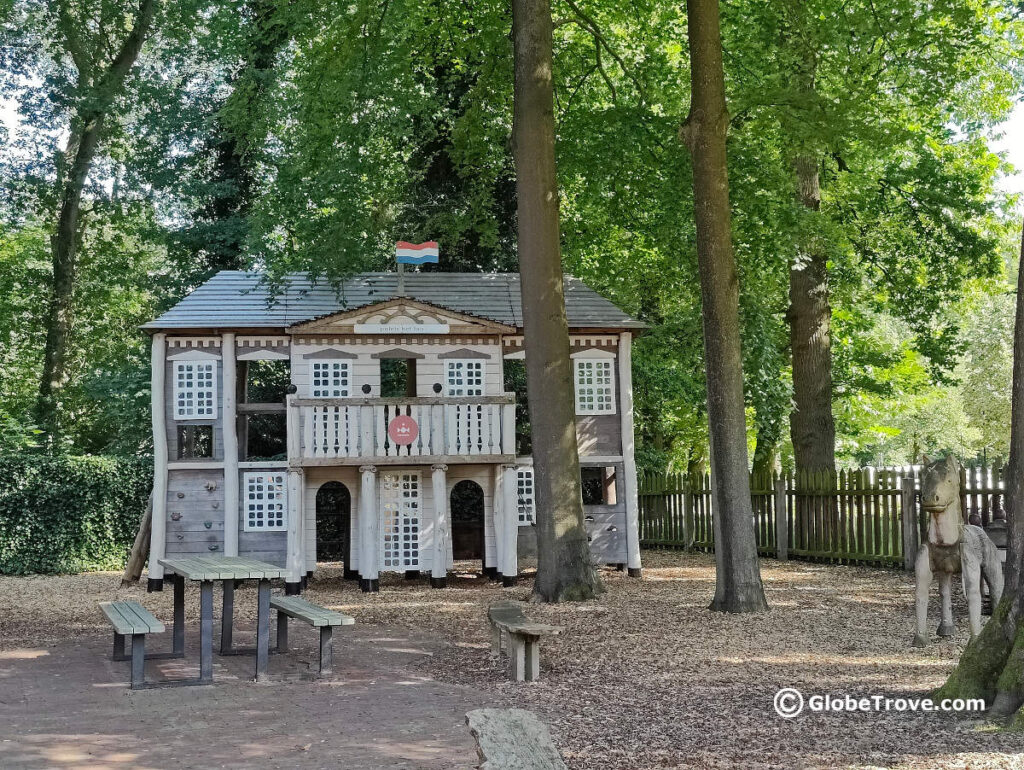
[466,708,568,770]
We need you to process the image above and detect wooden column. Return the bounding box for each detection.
[431,464,449,588]
[222,332,239,556]
[501,464,519,586]
[774,476,788,561]
[901,476,918,572]
[359,465,379,591]
[619,332,643,577]
[286,469,304,591]
[148,333,168,588]
[492,464,505,578]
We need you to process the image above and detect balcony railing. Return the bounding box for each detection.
[286,395,516,462]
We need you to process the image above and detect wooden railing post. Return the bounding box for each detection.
[774,476,788,561]
[901,476,917,571]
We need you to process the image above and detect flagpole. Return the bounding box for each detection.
[397,260,406,297]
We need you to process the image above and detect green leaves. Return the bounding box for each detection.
[0,454,152,574]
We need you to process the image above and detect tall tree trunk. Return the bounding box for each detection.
[681,0,767,612]
[937,221,1024,723]
[511,0,602,602]
[35,0,157,447]
[788,155,836,473]
[36,120,102,446]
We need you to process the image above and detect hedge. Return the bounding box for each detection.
[0,454,153,574]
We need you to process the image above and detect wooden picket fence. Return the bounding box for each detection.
[638,464,1008,569]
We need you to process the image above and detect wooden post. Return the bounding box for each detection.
[501,400,516,455]
[502,464,519,586]
[431,464,449,588]
[901,476,917,572]
[359,465,379,591]
[619,332,643,577]
[148,333,168,588]
[222,332,239,557]
[774,476,788,561]
[286,468,304,589]
[493,464,505,577]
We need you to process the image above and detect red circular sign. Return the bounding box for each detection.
[388,415,419,446]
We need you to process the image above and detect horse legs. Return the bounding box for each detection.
[913,545,932,647]
[962,548,984,639]
[937,571,954,637]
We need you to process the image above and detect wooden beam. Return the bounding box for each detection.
[619,332,642,576]
[222,332,239,557]
[148,333,169,583]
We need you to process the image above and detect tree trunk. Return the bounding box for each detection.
[35,0,157,447]
[36,120,103,446]
[511,0,602,603]
[681,0,767,613]
[938,221,1024,723]
[752,418,782,476]
[788,155,836,474]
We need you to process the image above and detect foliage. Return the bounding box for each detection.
[0,454,152,574]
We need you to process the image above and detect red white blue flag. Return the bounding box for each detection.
[395,241,439,265]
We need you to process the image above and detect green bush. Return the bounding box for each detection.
[0,454,152,574]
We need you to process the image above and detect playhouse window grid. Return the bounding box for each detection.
[381,472,421,569]
[243,472,287,532]
[446,360,484,396]
[311,360,351,398]
[574,359,615,415]
[516,467,535,525]
[174,361,217,420]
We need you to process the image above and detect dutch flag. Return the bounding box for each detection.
[395,241,440,265]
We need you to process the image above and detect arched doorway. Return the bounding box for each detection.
[450,480,485,563]
[316,482,354,578]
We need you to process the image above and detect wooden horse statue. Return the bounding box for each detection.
[913,455,1003,646]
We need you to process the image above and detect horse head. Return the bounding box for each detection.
[921,455,959,514]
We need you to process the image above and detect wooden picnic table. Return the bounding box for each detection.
[158,556,289,684]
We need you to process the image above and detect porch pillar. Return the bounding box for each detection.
[359,465,379,592]
[619,332,643,577]
[285,468,304,593]
[148,332,168,589]
[221,332,239,557]
[501,464,519,586]
[430,464,449,588]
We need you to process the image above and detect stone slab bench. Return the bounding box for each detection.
[487,601,563,682]
[99,600,165,690]
[270,596,354,675]
[467,708,568,770]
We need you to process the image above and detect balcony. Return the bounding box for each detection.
[286,394,517,465]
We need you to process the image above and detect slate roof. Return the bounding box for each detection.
[144,271,645,331]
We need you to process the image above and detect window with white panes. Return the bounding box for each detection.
[174,360,217,420]
[446,359,484,396]
[311,360,350,397]
[380,472,421,569]
[574,358,616,415]
[516,467,535,525]
[243,472,287,531]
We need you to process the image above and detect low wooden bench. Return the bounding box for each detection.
[270,596,354,675]
[488,601,563,682]
[99,600,165,689]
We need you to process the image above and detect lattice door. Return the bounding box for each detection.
[380,472,422,570]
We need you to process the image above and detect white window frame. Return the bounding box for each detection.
[445,359,485,397]
[242,472,287,532]
[380,471,422,570]
[310,359,351,398]
[173,359,218,420]
[573,356,616,415]
[516,467,535,525]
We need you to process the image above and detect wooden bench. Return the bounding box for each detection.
[270,596,354,675]
[99,600,165,689]
[488,601,563,682]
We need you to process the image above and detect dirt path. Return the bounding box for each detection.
[1,553,1023,769]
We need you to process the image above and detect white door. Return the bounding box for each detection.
[380,471,422,571]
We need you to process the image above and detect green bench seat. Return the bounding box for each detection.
[270,596,354,675]
[99,600,165,689]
